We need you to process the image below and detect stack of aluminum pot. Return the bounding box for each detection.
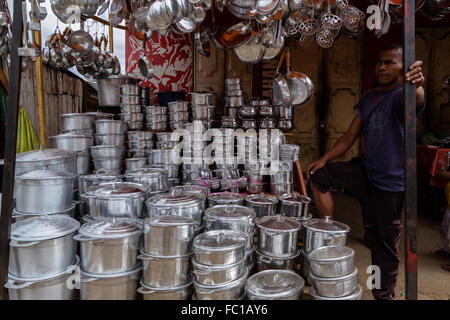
[239,98,261,131]
[270,161,293,195]
[255,215,302,274]
[280,144,300,162]
[258,100,277,130]
[5,215,80,300]
[222,78,244,129]
[302,216,352,289]
[120,84,144,131]
[168,100,190,130]
[152,132,180,188]
[92,119,127,174]
[137,216,197,300]
[192,230,249,300]
[203,205,256,274]
[146,104,168,132]
[275,105,294,132]
[125,131,153,170]
[245,269,305,300]
[74,219,144,300]
[189,92,215,130]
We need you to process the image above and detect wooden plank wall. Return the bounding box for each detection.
[19,64,84,146]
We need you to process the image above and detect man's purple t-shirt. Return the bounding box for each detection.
[354,85,424,192]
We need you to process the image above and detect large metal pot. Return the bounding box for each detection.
[138,251,192,287]
[303,217,351,254]
[245,193,279,218]
[192,258,246,286]
[124,168,168,193]
[256,215,301,258]
[97,76,126,107]
[193,268,248,300]
[95,120,127,134]
[207,192,244,207]
[60,113,96,131]
[138,280,193,300]
[145,192,203,224]
[279,193,312,218]
[5,259,79,300]
[310,284,363,300]
[74,219,143,274]
[82,182,147,219]
[79,267,141,300]
[9,215,80,279]
[77,169,123,198]
[193,230,247,266]
[204,205,256,234]
[245,269,305,300]
[308,245,355,278]
[309,268,358,298]
[49,133,94,152]
[143,216,197,256]
[15,169,75,214]
[94,133,126,146]
[15,147,77,176]
[255,249,300,273]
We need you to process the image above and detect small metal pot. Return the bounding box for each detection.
[146,122,167,132]
[279,193,312,218]
[143,216,196,256]
[15,147,78,176]
[127,131,153,141]
[94,134,126,146]
[310,268,358,298]
[245,269,304,300]
[124,168,168,193]
[126,120,144,131]
[91,145,125,159]
[255,249,300,273]
[146,114,168,123]
[188,92,213,105]
[120,112,144,122]
[120,84,141,96]
[95,120,127,134]
[239,105,259,118]
[168,100,189,113]
[145,192,202,224]
[150,164,179,179]
[138,280,193,300]
[76,150,91,175]
[270,183,293,195]
[193,268,248,300]
[224,96,244,107]
[138,251,192,287]
[191,105,215,119]
[193,230,247,266]
[60,113,96,131]
[169,111,189,122]
[93,157,122,171]
[310,284,363,300]
[125,157,147,171]
[79,267,141,300]
[245,193,278,218]
[49,133,94,152]
[121,104,143,114]
[97,76,125,107]
[192,258,246,286]
[148,149,174,165]
[77,170,123,198]
[308,245,355,278]
[120,95,141,104]
[256,215,301,258]
[145,105,167,116]
[203,205,256,234]
[303,217,350,254]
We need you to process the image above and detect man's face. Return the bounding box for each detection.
[375,49,403,86]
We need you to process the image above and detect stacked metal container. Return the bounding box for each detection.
[275,105,294,132]
[258,99,277,130]
[120,84,144,131]
[146,104,168,132]
[137,216,197,300]
[245,269,305,300]
[239,98,261,131]
[270,160,293,195]
[92,119,127,174]
[203,205,256,274]
[168,100,190,130]
[152,131,180,188]
[255,215,302,274]
[189,92,215,130]
[280,144,300,162]
[192,230,249,300]
[222,78,244,129]
[125,131,153,170]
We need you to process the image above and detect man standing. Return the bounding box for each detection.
[306,44,425,300]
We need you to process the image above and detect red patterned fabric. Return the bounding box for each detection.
[125,30,193,101]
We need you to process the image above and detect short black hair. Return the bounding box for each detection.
[380,43,403,52]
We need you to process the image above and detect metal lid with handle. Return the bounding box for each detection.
[204,205,256,222]
[193,230,247,252]
[84,181,147,198]
[245,269,305,299]
[303,216,351,233]
[256,214,301,232]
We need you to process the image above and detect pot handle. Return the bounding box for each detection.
[137,286,156,294]
[4,279,35,289]
[73,234,99,242]
[9,240,40,248]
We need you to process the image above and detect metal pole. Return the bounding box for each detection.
[0,0,24,300]
[402,0,418,300]
[31,0,46,147]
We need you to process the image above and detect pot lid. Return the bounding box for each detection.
[204,205,256,222]
[60,113,95,118]
[16,147,76,163]
[208,192,244,202]
[125,168,167,177]
[11,215,80,241]
[194,230,247,252]
[145,215,197,227]
[85,111,114,118]
[79,219,143,239]
[170,185,209,197]
[49,133,93,139]
[256,215,301,232]
[78,170,122,181]
[146,192,200,207]
[85,182,147,197]
[245,270,305,299]
[16,168,76,180]
[246,193,278,204]
[279,193,312,204]
[303,216,350,233]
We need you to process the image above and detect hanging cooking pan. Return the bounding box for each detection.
[234,24,266,64]
[272,48,291,105]
[139,35,154,79]
[285,48,314,106]
[194,24,211,57]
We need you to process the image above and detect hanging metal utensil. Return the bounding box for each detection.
[272,48,291,105]
[194,23,211,57]
[139,34,154,79]
[234,24,265,64]
[262,20,285,60]
[285,48,314,106]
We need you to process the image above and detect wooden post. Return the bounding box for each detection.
[0,0,24,300]
[403,0,418,300]
[109,14,114,53]
[31,0,46,146]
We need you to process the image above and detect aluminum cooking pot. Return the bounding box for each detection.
[245,193,279,218]
[204,205,256,234]
[138,280,193,300]
[192,258,247,286]
[125,157,147,171]
[60,113,96,131]
[9,215,80,279]
[207,192,244,207]
[145,192,203,224]
[77,169,123,198]
[124,168,168,193]
[245,269,304,300]
[255,249,300,273]
[279,193,311,218]
[15,146,77,176]
[15,169,75,214]
[91,145,125,159]
[193,268,248,300]
[309,284,363,300]
[74,219,143,275]
[302,216,351,254]
[49,133,93,152]
[95,119,127,134]
[120,84,141,96]
[309,267,358,298]
[97,76,125,107]
[143,216,197,256]
[308,245,355,278]
[94,133,126,146]
[188,92,213,105]
[256,215,301,258]
[127,131,153,141]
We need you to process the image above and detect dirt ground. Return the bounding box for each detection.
[307,192,450,300]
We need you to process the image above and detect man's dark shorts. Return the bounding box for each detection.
[310,157,404,226]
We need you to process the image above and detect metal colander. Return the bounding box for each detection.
[316,28,334,48]
[298,18,320,36]
[341,6,366,32]
[320,12,343,29]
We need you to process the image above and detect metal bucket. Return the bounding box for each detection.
[97,76,126,107]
